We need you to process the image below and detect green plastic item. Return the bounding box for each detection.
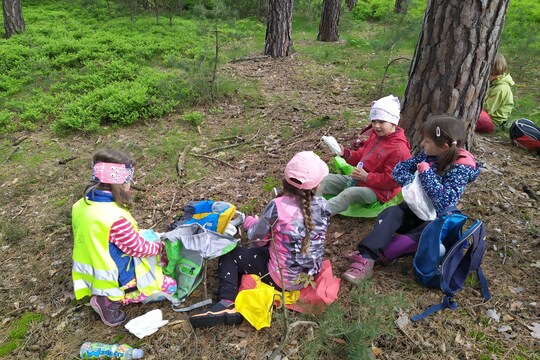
[333,156,355,175]
[327,156,403,218]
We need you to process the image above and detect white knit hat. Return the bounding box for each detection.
[369,95,401,125]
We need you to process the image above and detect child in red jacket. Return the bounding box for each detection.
[318,95,411,215]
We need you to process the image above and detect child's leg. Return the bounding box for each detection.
[316,174,348,198]
[358,202,423,260]
[326,186,377,215]
[217,246,270,301]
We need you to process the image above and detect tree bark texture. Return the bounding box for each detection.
[264,0,293,58]
[394,0,409,14]
[2,0,25,38]
[317,0,341,42]
[400,0,509,152]
[346,0,357,11]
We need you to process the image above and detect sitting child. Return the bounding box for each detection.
[189,151,331,328]
[476,53,515,133]
[342,115,481,284]
[71,148,176,327]
[317,94,411,215]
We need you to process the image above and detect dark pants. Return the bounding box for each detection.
[217,246,279,301]
[358,202,429,260]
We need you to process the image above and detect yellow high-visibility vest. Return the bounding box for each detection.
[72,198,164,301]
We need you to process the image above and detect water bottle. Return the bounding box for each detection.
[439,243,446,260]
[347,162,364,187]
[80,342,144,360]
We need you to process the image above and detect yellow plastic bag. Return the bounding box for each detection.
[235,275,275,330]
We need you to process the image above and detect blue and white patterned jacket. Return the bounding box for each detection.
[392,149,481,216]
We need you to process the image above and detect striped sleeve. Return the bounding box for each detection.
[109,218,163,258]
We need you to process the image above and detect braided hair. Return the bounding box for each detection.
[282,179,315,255]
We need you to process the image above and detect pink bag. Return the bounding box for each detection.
[285,260,341,314]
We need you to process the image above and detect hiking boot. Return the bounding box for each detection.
[342,256,375,285]
[90,296,127,327]
[189,300,243,328]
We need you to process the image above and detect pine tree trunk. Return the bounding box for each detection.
[264,0,293,58]
[394,0,409,14]
[317,0,341,42]
[2,0,25,38]
[400,0,510,152]
[346,0,357,11]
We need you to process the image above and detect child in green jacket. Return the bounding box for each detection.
[476,53,515,133]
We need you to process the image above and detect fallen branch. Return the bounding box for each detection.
[229,54,270,63]
[13,136,28,146]
[204,142,245,155]
[2,146,20,165]
[190,153,237,169]
[58,156,77,165]
[177,145,191,178]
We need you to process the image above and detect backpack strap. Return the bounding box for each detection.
[477,266,491,301]
[411,295,458,322]
[171,298,213,313]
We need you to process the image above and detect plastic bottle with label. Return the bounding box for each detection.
[347,162,364,187]
[79,342,144,360]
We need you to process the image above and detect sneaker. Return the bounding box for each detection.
[344,250,364,263]
[189,300,243,328]
[342,256,375,285]
[90,296,127,327]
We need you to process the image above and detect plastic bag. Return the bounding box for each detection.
[402,171,436,221]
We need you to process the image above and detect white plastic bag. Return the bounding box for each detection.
[402,171,436,221]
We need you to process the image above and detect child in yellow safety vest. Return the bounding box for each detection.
[71,148,176,327]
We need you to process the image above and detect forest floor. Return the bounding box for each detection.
[0,52,539,360]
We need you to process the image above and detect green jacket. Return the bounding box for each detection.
[485,73,515,127]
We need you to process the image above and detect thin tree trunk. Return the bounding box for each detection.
[346,0,357,11]
[394,0,409,14]
[259,0,268,21]
[264,0,293,58]
[317,0,341,42]
[400,0,510,152]
[2,0,25,38]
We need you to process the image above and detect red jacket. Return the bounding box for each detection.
[342,126,411,202]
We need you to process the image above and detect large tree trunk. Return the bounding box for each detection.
[264,0,293,58]
[317,0,341,42]
[346,0,357,11]
[394,0,409,14]
[400,0,509,152]
[2,0,25,38]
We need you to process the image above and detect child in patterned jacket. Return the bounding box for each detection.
[342,115,481,285]
[189,151,331,328]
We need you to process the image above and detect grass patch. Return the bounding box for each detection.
[0,312,44,357]
[1,1,261,133]
[262,176,281,192]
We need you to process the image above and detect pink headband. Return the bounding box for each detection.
[92,162,134,184]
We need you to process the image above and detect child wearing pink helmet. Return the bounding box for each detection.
[189,151,331,328]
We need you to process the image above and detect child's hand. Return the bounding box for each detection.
[351,167,368,182]
[417,162,430,173]
[243,215,259,230]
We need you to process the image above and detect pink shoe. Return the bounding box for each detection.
[342,257,375,285]
[344,250,364,263]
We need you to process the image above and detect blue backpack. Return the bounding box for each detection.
[411,208,491,321]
